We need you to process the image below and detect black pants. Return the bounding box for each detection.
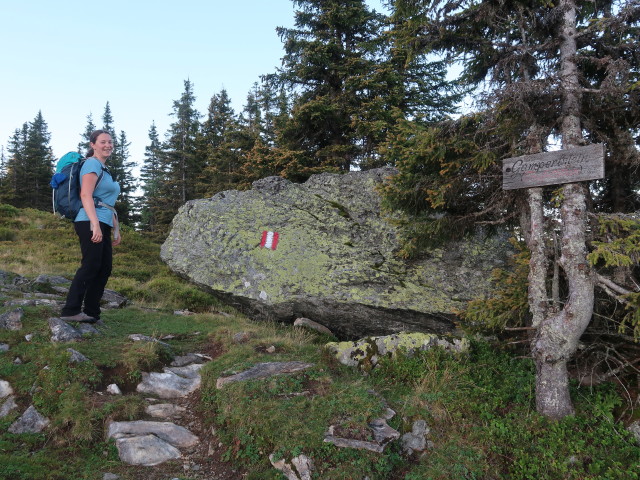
[61,221,112,320]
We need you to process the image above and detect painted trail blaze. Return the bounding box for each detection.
[260,231,280,250]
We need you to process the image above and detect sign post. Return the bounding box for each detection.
[502,144,605,190]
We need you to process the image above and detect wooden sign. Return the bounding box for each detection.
[502,144,605,190]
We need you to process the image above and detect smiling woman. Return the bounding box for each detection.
[60,129,121,323]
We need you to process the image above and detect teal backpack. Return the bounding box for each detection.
[50,152,105,220]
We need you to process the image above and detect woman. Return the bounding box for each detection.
[60,130,121,323]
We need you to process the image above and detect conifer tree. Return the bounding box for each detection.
[197,89,253,196]
[78,113,96,154]
[272,0,388,175]
[111,130,137,225]
[24,111,55,211]
[2,113,54,210]
[156,80,202,230]
[138,122,164,232]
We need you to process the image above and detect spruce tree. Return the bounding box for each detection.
[272,0,388,175]
[24,111,55,211]
[78,113,96,154]
[3,114,54,210]
[138,122,164,232]
[156,80,202,230]
[112,130,137,225]
[197,89,249,196]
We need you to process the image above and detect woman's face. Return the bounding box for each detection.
[91,133,113,160]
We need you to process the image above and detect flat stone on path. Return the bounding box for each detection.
[136,371,201,398]
[114,434,182,466]
[108,420,199,449]
[216,361,314,389]
[145,403,186,420]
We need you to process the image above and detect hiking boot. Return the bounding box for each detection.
[60,312,97,323]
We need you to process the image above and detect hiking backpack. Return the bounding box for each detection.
[50,152,105,220]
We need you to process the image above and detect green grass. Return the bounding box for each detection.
[0,204,639,479]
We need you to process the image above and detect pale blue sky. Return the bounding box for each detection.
[1,0,385,171]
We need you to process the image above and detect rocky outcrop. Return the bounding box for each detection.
[161,168,512,338]
[326,332,469,371]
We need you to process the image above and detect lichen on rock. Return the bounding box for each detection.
[326,332,469,371]
[161,168,512,338]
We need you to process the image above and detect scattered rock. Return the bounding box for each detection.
[323,431,384,453]
[401,420,430,456]
[67,348,89,363]
[216,361,314,389]
[145,403,186,420]
[0,379,14,398]
[171,353,208,367]
[0,308,23,330]
[0,343,9,352]
[174,309,195,316]
[5,299,61,307]
[101,289,128,309]
[33,274,71,286]
[0,396,18,418]
[49,318,83,342]
[0,270,28,287]
[265,345,276,354]
[107,384,122,395]
[269,453,314,480]
[102,473,121,480]
[136,371,201,399]
[8,405,50,434]
[24,333,33,341]
[294,317,334,337]
[368,418,400,446]
[232,331,253,344]
[108,420,199,449]
[114,434,182,466]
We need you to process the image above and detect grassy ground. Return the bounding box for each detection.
[0,204,639,479]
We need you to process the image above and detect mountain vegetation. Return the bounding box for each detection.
[0,0,638,424]
[0,206,639,479]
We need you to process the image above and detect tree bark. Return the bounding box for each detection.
[530,0,595,419]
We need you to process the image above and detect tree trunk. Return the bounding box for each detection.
[530,0,595,419]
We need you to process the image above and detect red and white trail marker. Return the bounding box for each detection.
[260,231,280,250]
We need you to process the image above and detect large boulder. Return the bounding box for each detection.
[161,168,511,338]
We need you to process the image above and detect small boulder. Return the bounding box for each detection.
[0,379,13,398]
[401,420,430,456]
[8,405,50,434]
[101,289,128,309]
[0,396,18,418]
[216,361,314,389]
[49,318,83,342]
[0,308,23,331]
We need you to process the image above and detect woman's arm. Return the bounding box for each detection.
[79,172,102,243]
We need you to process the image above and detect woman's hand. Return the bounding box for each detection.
[90,220,102,243]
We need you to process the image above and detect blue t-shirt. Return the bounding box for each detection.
[74,158,121,226]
